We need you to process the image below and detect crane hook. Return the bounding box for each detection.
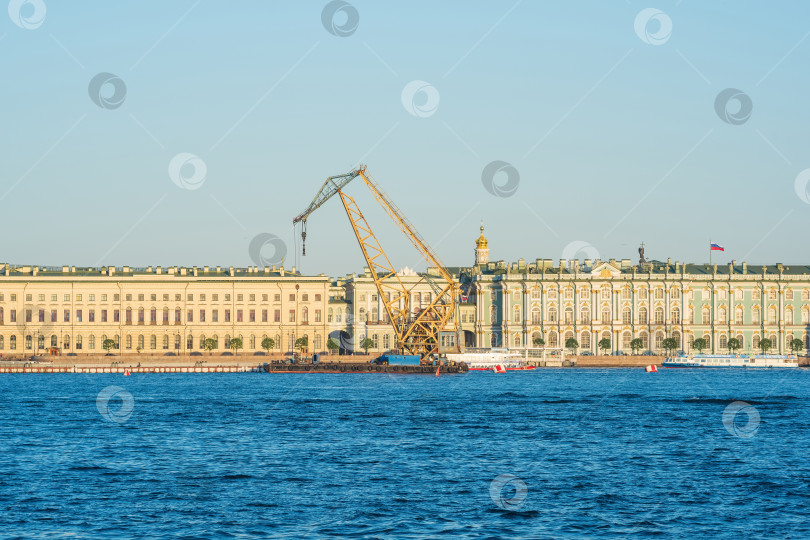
[301,221,307,256]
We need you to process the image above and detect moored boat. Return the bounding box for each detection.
[662,353,798,368]
[445,348,537,371]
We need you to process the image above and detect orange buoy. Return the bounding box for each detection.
[645,365,658,373]
[124,369,131,376]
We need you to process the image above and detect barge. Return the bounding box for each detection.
[260,361,469,374]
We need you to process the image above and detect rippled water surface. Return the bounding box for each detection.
[2,369,809,538]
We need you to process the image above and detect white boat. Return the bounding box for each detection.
[445,348,536,371]
[662,353,799,368]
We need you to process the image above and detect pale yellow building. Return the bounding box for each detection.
[0,263,330,356]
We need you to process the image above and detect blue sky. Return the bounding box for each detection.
[1,1,809,277]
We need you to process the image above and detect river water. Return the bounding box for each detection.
[1,369,808,538]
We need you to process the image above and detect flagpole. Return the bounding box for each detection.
[709,239,712,266]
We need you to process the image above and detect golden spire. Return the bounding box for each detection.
[476,220,488,249]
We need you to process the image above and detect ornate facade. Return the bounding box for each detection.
[466,229,810,355]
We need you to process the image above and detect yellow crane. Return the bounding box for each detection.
[292,166,460,361]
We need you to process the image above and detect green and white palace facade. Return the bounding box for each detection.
[463,227,810,355]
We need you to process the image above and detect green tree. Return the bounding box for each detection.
[359,337,374,354]
[229,337,243,354]
[598,338,611,355]
[727,338,741,354]
[295,336,308,353]
[565,337,579,355]
[693,338,707,353]
[629,338,643,355]
[789,338,804,355]
[327,338,340,355]
[261,336,275,354]
[203,338,216,355]
[102,338,116,354]
[662,337,678,356]
[533,337,545,347]
[759,338,772,354]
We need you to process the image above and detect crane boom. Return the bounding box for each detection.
[292,170,361,226]
[291,166,460,360]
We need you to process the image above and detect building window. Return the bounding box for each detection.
[735,307,744,325]
[150,335,157,350]
[274,309,280,322]
[654,308,664,324]
[225,310,230,322]
[548,307,557,323]
[531,308,541,325]
[315,309,321,323]
[655,288,664,300]
[752,306,761,324]
[702,307,711,324]
[101,309,108,323]
[622,288,631,299]
[64,310,70,323]
[262,309,267,322]
[581,331,591,348]
[514,306,521,323]
[249,309,256,323]
[236,310,243,323]
[622,308,631,324]
[718,307,727,323]
[580,306,590,324]
[564,307,573,324]
[601,308,610,323]
[289,310,295,322]
[490,305,498,323]
[200,309,206,322]
[672,307,681,324]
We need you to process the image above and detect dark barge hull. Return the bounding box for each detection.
[261,362,468,374]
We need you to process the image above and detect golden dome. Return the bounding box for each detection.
[476,222,488,249]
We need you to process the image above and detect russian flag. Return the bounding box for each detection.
[710,243,724,252]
